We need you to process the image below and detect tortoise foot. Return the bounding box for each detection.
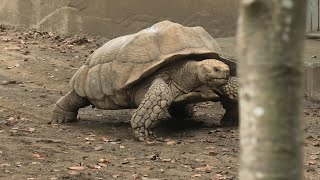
[133,127,156,142]
[50,105,78,124]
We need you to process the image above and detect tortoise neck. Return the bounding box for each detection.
[169,60,200,94]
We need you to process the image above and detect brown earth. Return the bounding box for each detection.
[0,25,319,180]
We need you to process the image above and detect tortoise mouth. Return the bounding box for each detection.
[211,78,228,86]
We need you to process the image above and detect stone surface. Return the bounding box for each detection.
[0,0,239,39]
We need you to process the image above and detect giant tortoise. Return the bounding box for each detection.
[51,21,238,141]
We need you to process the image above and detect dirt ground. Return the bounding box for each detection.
[0,25,319,180]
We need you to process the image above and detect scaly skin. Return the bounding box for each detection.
[219,77,239,126]
[221,77,238,102]
[131,78,173,141]
[51,90,90,123]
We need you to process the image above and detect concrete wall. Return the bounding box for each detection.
[0,0,239,39]
[305,59,320,102]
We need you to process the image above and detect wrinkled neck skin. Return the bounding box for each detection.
[166,60,199,96]
[132,60,218,106]
[161,60,220,102]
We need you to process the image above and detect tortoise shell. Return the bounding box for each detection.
[69,20,236,101]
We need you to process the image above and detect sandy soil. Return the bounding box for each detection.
[0,25,319,180]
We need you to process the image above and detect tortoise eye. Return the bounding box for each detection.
[213,67,220,72]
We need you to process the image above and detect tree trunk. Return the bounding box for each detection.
[237,1,307,180]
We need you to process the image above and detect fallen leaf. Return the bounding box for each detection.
[84,137,95,141]
[166,141,176,145]
[98,158,110,163]
[87,164,101,169]
[94,145,104,151]
[68,170,80,175]
[196,164,213,172]
[15,162,22,167]
[195,159,204,162]
[97,163,108,167]
[312,142,320,147]
[148,154,159,160]
[206,139,217,143]
[120,159,130,164]
[132,174,139,179]
[191,174,202,178]
[212,174,228,180]
[209,151,218,156]
[100,137,108,143]
[28,127,36,132]
[32,153,42,159]
[113,174,120,178]
[162,158,172,162]
[0,163,11,167]
[308,161,316,165]
[67,166,86,171]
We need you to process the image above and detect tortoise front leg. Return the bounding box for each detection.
[131,78,173,141]
[219,77,239,126]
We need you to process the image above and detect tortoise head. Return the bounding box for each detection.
[196,59,230,88]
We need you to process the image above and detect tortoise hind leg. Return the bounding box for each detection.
[51,90,90,123]
[168,103,194,120]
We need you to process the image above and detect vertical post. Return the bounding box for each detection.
[237,1,307,180]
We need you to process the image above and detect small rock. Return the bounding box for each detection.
[5,117,17,126]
